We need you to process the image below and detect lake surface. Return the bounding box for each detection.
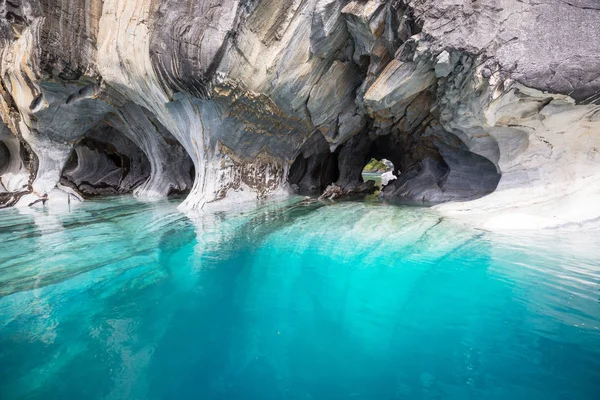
[361,172,382,187]
[1,197,599,399]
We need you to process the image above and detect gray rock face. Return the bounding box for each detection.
[409,0,600,104]
[0,0,599,228]
[61,126,152,197]
[0,123,29,206]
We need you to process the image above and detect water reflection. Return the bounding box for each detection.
[0,196,599,399]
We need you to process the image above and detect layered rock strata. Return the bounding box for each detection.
[0,0,598,228]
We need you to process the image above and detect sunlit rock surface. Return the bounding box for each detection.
[0,0,599,228]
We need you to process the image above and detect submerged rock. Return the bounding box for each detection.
[0,0,598,228]
[319,181,376,201]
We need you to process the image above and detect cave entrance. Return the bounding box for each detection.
[0,134,30,199]
[288,134,340,194]
[61,124,151,197]
[288,150,339,194]
[361,158,396,188]
[0,140,9,178]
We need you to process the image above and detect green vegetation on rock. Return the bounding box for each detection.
[362,158,387,173]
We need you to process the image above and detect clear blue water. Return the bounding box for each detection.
[1,197,599,400]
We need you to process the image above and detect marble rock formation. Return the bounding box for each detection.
[0,0,599,229]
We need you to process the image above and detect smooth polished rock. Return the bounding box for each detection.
[0,0,599,229]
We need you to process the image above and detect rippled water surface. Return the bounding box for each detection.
[1,197,599,399]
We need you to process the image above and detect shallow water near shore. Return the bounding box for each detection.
[0,196,599,399]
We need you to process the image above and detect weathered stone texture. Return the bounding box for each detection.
[0,0,599,229]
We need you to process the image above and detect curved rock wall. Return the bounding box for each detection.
[0,123,29,206]
[61,126,151,197]
[0,0,598,228]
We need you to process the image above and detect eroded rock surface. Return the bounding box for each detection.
[0,0,598,228]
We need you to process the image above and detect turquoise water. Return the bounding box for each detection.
[1,197,599,400]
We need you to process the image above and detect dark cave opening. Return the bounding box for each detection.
[334,133,407,190]
[0,140,9,176]
[0,137,32,207]
[289,125,501,205]
[288,148,339,194]
[61,125,151,197]
[359,133,412,190]
[163,162,196,197]
[374,125,501,205]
